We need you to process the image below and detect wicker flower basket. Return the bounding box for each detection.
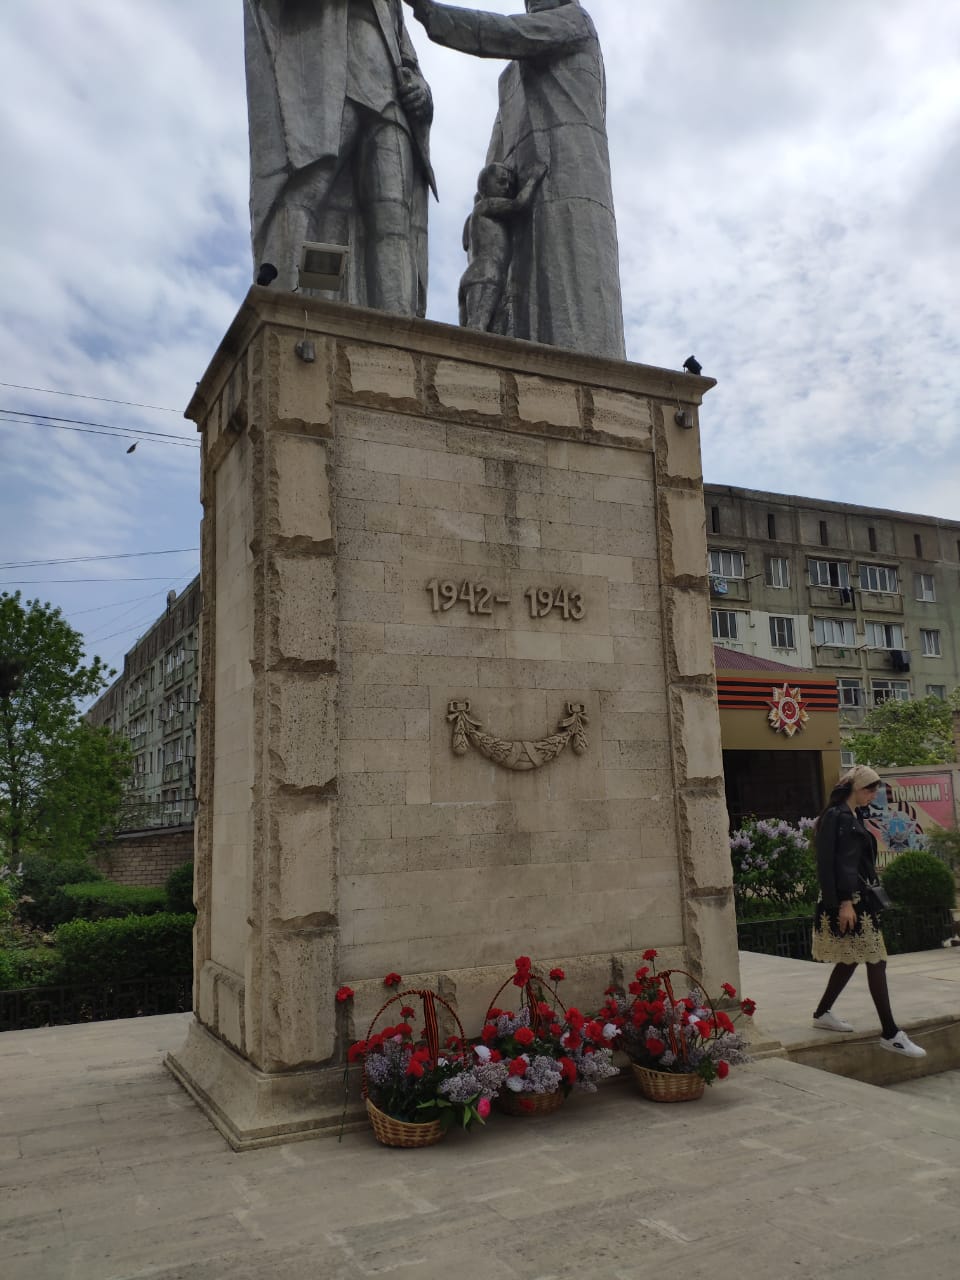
[365,1097,446,1148]
[497,1087,565,1117]
[631,1063,705,1103]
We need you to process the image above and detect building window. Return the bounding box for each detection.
[914,533,923,557]
[915,573,936,602]
[859,563,898,594]
[815,617,856,647]
[710,506,720,534]
[819,520,829,546]
[926,685,947,701]
[868,527,877,552]
[769,617,796,649]
[711,609,740,641]
[765,556,790,589]
[920,629,942,657]
[708,549,745,579]
[865,621,905,650]
[838,678,863,707]
[808,558,850,589]
[840,747,856,769]
[872,680,910,704]
[767,513,777,539]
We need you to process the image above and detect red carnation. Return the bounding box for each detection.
[536,1001,553,1017]
[400,1006,415,1019]
[642,949,658,962]
[695,1020,713,1039]
[585,1020,604,1043]
[413,1046,431,1062]
[635,966,650,981]
[487,1007,504,1019]
[604,985,617,996]
[716,1011,735,1035]
[366,1033,383,1050]
[514,1026,535,1047]
[481,1023,498,1043]
[721,982,737,998]
[549,1022,562,1036]
[514,955,532,974]
[549,967,565,982]
[717,1060,730,1080]
[646,1036,665,1056]
[740,998,756,1017]
[489,1049,502,1063]
[383,972,402,988]
[405,1058,424,1078]
[335,985,354,1004]
[347,1040,366,1063]
[508,1056,528,1077]
[395,1023,413,1038]
[628,981,642,996]
[559,1056,577,1084]
[566,1007,585,1030]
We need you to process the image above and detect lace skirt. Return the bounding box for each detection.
[811,896,888,964]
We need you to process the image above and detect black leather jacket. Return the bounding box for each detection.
[815,804,879,909]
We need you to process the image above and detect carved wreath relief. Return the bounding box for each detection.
[447,700,588,771]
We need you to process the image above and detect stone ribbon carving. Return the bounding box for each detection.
[446,699,588,771]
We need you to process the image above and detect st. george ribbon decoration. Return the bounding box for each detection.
[446,700,588,771]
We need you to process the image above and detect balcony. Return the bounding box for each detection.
[162,760,184,783]
[709,576,750,603]
[162,712,184,736]
[812,646,862,670]
[163,665,184,690]
[129,732,147,749]
[128,689,148,712]
[116,797,196,833]
[858,589,903,615]
[806,584,855,611]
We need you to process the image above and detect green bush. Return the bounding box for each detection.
[17,854,105,931]
[0,945,60,989]
[60,882,167,920]
[882,851,956,910]
[730,817,819,919]
[926,828,960,869]
[165,861,195,915]
[54,912,195,985]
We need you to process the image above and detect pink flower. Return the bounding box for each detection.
[477,1097,491,1119]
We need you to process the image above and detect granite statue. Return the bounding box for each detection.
[458,160,547,333]
[405,0,625,359]
[243,0,437,315]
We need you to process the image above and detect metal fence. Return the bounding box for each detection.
[738,906,954,961]
[0,977,192,1033]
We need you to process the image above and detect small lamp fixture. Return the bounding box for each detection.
[298,242,349,292]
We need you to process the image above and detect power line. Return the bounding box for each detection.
[67,587,184,618]
[0,549,199,570]
[0,410,199,449]
[0,381,180,413]
[0,576,194,585]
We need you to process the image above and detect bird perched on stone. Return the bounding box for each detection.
[683,355,702,376]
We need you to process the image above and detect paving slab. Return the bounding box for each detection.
[4,1007,960,1278]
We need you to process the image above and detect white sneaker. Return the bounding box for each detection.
[812,1010,854,1033]
[879,1030,926,1059]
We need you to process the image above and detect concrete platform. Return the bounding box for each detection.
[740,946,960,1084]
[4,953,960,1280]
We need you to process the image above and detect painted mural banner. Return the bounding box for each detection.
[866,771,957,867]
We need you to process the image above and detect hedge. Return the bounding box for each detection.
[16,855,105,931]
[60,882,168,920]
[164,861,195,915]
[0,946,61,990]
[53,912,195,985]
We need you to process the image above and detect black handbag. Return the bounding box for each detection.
[859,877,893,913]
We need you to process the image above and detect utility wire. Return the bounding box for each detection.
[67,588,179,617]
[0,411,199,449]
[0,576,195,585]
[0,549,199,570]
[0,381,179,413]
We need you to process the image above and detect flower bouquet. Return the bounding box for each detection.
[598,951,755,1103]
[346,978,509,1147]
[479,956,618,1116]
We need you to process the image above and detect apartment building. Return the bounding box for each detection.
[704,486,960,762]
[88,576,200,831]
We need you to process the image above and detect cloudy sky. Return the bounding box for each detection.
[1,0,958,683]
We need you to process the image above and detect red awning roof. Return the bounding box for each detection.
[713,645,811,673]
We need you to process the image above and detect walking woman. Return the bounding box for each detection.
[811,765,926,1057]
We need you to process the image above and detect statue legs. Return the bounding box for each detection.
[252,103,421,314]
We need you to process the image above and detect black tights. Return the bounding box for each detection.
[814,961,898,1039]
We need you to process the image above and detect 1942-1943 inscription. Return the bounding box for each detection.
[426,579,585,621]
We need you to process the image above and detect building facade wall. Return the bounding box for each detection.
[705,486,960,761]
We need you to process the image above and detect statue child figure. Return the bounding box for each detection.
[458,160,548,332]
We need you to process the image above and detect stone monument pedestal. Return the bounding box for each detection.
[166,289,735,1149]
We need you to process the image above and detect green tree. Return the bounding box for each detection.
[848,695,956,768]
[0,592,130,862]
